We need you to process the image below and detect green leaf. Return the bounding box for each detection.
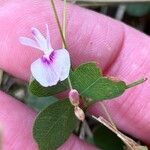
[93,125,125,150]
[29,79,68,97]
[71,63,126,102]
[26,93,57,111]
[33,100,78,150]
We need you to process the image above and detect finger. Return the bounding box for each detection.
[0,91,97,150]
[0,0,124,81]
[0,91,37,149]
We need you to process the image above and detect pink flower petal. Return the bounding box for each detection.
[19,37,41,50]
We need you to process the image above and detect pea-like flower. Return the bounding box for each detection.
[19,25,70,87]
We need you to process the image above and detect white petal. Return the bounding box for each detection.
[19,37,41,50]
[46,24,53,53]
[31,53,62,87]
[55,49,71,81]
[31,28,47,50]
[31,27,53,54]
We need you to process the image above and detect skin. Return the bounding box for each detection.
[0,0,150,149]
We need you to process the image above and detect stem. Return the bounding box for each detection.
[92,116,137,150]
[0,69,3,86]
[79,121,85,139]
[50,0,73,90]
[84,120,93,137]
[126,78,147,89]
[62,0,73,89]
[62,0,67,48]
[75,121,83,136]
[95,100,143,150]
[100,102,117,130]
[50,0,67,49]
[67,77,73,89]
[99,103,136,150]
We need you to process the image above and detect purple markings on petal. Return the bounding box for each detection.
[41,56,50,64]
[41,51,55,64]
[31,28,37,36]
[49,51,55,61]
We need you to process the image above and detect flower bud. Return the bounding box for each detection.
[74,106,85,121]
[69,89,80,106]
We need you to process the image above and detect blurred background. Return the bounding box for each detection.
[71,0,150,35]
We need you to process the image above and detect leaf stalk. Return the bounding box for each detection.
[126,78,147,89]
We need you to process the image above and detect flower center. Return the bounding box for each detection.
[41,51,55,64]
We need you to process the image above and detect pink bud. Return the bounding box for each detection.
[74,106,85,121]
[69,89,80,106]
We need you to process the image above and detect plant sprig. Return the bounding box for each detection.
[29,1,148,150]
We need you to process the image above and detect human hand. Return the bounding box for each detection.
[0,0,150,149]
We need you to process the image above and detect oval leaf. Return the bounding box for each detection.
[71,63,126,102]
[33,100,78,150]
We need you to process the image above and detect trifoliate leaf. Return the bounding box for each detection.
[33,100,78,150]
